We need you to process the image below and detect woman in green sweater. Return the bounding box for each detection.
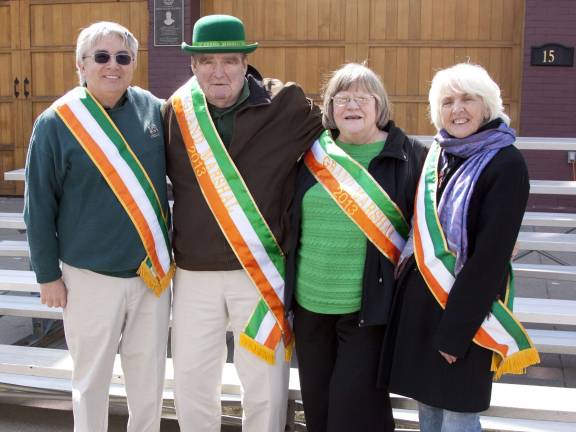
[285,63,426,431]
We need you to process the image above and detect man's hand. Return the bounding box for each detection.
[439,350,457,364]
[40,278,67,308]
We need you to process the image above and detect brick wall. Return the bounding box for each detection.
[147,0,200,100]
[520,0,576,211]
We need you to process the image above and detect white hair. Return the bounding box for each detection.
[75,21,138,85]
[428,63,510,131]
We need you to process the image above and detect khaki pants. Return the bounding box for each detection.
[171,268,289,432]
[62,263,170,432]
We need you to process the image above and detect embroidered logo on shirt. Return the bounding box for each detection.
[147,123,160,138]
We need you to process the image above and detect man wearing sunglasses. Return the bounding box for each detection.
[24,21,172,432]
[164,14,323,432]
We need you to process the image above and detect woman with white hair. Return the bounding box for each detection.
[24,21,172,431]
[284,63,426,431]
[379,63,539,431]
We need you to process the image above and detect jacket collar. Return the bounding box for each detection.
[245,70,270,105]
[329,121,409,162]
[373,120,409,162]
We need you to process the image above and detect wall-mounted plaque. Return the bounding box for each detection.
[154,0,184,46]
[531,43,574,67]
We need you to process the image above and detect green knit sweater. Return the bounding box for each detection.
[24,86,168,283]
[296,139,385,314]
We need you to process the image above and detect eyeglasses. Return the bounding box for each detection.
[332,95,374,107]
[83,52,133,66]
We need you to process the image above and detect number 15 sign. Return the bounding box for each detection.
[531,43,574,67]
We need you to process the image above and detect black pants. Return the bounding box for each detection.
[293,303,395,432]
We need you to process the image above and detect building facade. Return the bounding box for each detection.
[1,0,574,210]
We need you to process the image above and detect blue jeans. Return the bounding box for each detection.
[418,403,481,432]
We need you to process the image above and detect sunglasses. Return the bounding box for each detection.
[84,51,133,66]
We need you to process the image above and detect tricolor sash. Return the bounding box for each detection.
[171,77,292,364]
[413,141,539,379]
[53,87,174,296]
[304,130,409,264]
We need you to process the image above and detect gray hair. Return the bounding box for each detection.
[75,21,138,85]
[428,63,510,130]
[322,63,391,130]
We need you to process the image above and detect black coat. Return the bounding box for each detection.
[284,121,427,326]
[380,145,530,412]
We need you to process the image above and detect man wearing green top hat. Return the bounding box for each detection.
[163,14,323,432]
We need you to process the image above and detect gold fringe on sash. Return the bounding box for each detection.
[239,333,276,365]
[284,338,294,363]
[137,260,175,297]
[491,347,541,381]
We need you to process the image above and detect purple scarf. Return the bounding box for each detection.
[437,122,516,274]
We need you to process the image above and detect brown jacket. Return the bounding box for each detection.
[164,74,323,270]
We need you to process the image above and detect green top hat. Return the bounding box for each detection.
[182,14,258,54]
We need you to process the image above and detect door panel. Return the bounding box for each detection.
[0,1,20,194]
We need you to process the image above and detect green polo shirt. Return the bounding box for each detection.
[208,80,250,148]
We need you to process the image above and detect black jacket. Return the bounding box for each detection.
[381,144,530,412]
[284,121,427,326]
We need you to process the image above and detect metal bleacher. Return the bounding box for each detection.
[1,136,576,431]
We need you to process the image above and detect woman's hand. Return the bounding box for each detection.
[439,350,457,364]
[40,278,67,308]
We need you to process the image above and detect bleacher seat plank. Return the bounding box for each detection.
[514,137,576,151]
[2,293,574,327]
[3,169,24,182]
[527,329,576,355]
[392,383,576,423]
[0,270,39,293]
[0,376,571,432]
[2,211,576,231]
[530,180,576,195]
[517,232,576,252]
[0,240,28,257]
[513,263,576,282]
[0,295,564,326]
[392,408,576,432]
[5,265,576,294]
[3,231,576,261]
[0,345,575,424]
[0,213,25,230]
[488,382,576,422]
[514,297,576,325]
[7,169,576,195]
[1,299,573,355]
[0,296,61,319]
[522,212,576,228]
[412,136,576,152]
[0,345,251,394]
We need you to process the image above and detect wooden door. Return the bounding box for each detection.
[0,1,22,194]
[4,0,149,195]
[202,0,525,136]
